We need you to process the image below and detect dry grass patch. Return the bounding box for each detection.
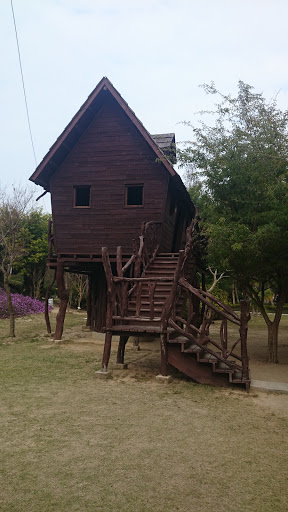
[0,311,288,511]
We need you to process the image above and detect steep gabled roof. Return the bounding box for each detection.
[29,77,189,205]
[151,133,176,164]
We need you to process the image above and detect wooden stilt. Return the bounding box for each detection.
[54,261,68,341]
[160,332,168,376]
[117,335,129,364]
[102,331,113,370]
[45,268,56,334]
[86,275,92,328]
[133,336,140,348]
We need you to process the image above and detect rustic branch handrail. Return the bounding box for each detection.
[178,278,241,326]
[113,276,174,283]
[196,288,240,321]
[168,318,243,371]
[120,221,161,277]
[167,278,250,379]
[122,254,136,274]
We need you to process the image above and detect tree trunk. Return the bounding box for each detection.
[250,285,287,364]
[23,274,33,297]
[3,273,15,337]
[235,284,239,304]
[232,284,235,305]
[267,321,279,363]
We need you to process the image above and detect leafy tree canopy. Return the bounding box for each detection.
[178,81,288,362]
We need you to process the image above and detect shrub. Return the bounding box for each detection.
[0,289,50,318]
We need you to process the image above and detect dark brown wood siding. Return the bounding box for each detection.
[50,96,169,254]
[160,183,192,252]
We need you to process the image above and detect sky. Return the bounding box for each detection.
[1,0,288,212]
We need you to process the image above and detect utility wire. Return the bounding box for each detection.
[10,0,37,167]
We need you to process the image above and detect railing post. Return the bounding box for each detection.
[101,247,115,370]
[160,333,168,376]
[240,300,250,380]
[220,318,228,358]
[116,246,123,277]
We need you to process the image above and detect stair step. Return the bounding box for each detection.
[213,365,235,374]
[157,253,179,257]
[183,344,202,354]
[127,309,163,315]
[217,360,236,370]
[168,335,189,344]
[108,325,174,334]
[113,315,161,322]
[146,271,176,275]
[128,301,166,306]
[229,371,244,382]
[199,352,221,363]
[151,262,178,266]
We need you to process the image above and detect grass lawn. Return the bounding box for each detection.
[0,311,288,512]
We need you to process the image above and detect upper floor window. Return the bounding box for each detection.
[125,184,144,207]
[73,186,91,208]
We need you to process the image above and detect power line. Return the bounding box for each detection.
[10,0,37,167]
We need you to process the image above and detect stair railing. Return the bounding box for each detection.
[159,208,201,332]
[159,208,250,381]
[168,279,250,380]
[102,221,162,328]
[182,206,201,274]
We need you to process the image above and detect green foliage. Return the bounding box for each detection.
[14,208,50,298]
[179,81,288,361]
[210,285,230,306]
[180,81,288,286]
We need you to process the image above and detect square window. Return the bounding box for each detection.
[74,186,91,207]
[125,185,143,207]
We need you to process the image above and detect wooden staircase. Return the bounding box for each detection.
[101,218,251,391]
[167,336,249,389]
[118,253,180,331]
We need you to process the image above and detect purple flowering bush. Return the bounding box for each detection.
[0,288,50,318]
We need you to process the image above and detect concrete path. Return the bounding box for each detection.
[251,379,288,394]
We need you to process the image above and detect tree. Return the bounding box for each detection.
[65,273,87,309]
[0,186,33,337]
[19,209,50,299]
[179,81,288,363]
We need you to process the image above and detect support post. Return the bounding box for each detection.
[101,247,115,371]
[54,261,68,341]
[117,335,129,364]
[102,331,113,370]
[45,268,56,334]
[86,275,92,328]
[133,336,140,350]
[160,332,168,376]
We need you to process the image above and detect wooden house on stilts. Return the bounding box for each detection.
[29,77,250,390]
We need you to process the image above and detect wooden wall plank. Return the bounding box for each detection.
[50,96,170,254]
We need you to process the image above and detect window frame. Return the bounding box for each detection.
[124,184,144,208]
[73,185,91,208]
